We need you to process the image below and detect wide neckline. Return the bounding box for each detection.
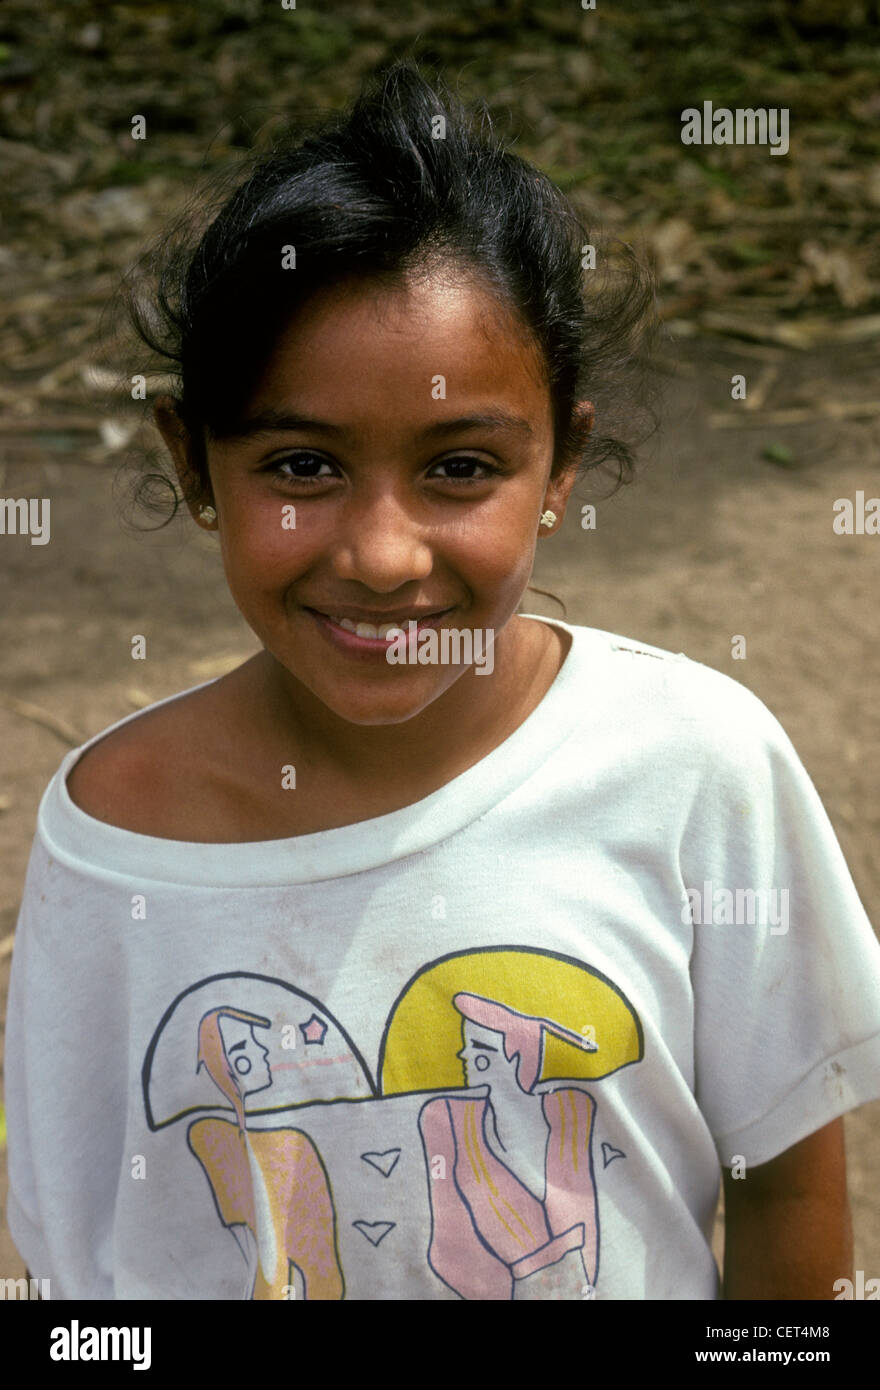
[41,615,596,887]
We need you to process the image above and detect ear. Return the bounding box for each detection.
[153,396,214,525]
[539,401,594,533]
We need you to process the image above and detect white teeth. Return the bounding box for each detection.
[327,616,407,639]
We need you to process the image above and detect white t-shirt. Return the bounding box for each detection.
[6,618,880,1301]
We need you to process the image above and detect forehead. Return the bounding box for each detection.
[218,1015,253,1046]
[249,269,551,430]
[463,1019,505,1046]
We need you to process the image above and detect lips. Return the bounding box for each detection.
[324,616,411,639]
[307,607,454,640]
[305,605,456,658]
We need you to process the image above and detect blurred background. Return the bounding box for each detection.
[1,0,879,1289]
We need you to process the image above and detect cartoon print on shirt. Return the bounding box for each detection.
[143,950,643,1300]
[602,1142,626,1167]
[143,971,376,1130]
[143,972,373,1300]
[418,992,600,1301]
[188,1006,344,1300]
[360,1149,401,1177]
[377,947,642,1299]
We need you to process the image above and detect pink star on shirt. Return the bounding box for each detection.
[301,1014,328,1046]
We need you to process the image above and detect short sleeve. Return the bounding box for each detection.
[680,677,880,1167]
[4,831,128,1299]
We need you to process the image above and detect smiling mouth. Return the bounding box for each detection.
[306,608,454,640]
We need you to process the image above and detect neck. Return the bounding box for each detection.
[256,615,560,788]
[487,1083,540,1147]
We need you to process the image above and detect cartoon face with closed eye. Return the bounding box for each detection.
[218,1015,273,1098]
[457,1020,514,1090]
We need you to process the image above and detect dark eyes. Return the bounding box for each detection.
[267,453,332,481]
[437,457,500,481]
[263,452,503,485]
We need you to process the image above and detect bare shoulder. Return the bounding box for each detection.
[65,677,241,838]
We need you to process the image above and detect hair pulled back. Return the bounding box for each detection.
[124,60,656,521]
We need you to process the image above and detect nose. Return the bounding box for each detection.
[330,488,434,592]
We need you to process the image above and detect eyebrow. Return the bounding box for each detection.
[471,1040,498,1052]
[227,1039,247,1053]
[217,409,534,443]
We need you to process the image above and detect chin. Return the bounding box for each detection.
[321,693,445,727]
[312,672,468,726]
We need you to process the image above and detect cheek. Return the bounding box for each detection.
[472,527,537,602]
[219,507,310,595]
[447,492,540,592]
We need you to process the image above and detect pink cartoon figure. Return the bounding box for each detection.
[188,1006,344,1300]
[419,993,599,1300]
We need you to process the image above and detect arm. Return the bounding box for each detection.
[721,1117,853,1300]
[419,1099,513,1300]
[542,1089,599,1286]
[6,834,128,1300]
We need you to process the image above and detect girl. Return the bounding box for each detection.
[6,61,880,1302]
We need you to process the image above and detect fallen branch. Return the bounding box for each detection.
[743,365,779,411]
[699,311,880,349]
[0,694,84,746]
[0,417,99,434]
[710,401,880,429]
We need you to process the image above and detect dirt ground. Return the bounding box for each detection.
[0,332,878,1293]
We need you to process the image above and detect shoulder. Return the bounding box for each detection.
[563,626,814,819]
[188,1115,239,1159]
[540,1085,595,1119]
[580,626,794,759]
[65,679,234,838]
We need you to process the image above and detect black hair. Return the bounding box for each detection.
[122,59,657,522]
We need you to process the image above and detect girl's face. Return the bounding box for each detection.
[160,269,586,727]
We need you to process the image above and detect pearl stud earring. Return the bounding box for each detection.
[539,510,557,528]
[199,505,217,524]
